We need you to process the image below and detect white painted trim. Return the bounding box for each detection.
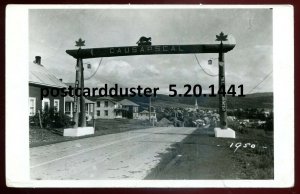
[70,102,73,118]
[86,103,89,113]
[54,99,60,113]
[28,97,36,116]
[89,104,94,113]
[63,97,65,114]
[41,98,50,112]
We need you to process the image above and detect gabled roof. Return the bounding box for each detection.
[96,96,117,104]
[65,95,95,104]
[119,99,139,106]
[64,82,75,88]
[140,110,149,114]
[29,62,67,88]
[85,98,96,104]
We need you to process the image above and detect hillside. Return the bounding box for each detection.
[151,93,273,109]
[88,92,273,110]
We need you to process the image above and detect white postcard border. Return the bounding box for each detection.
[5,4,294,188]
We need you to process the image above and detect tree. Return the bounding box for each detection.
[265,112,273,132]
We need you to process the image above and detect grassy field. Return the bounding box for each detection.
[145,126,273,179]
[30,119,151,147]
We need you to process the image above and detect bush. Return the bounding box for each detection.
[228,121,249,134]
[264,112,273,132]
[29,114,40,127]
[264,119,273,132]
[29,108,73,129]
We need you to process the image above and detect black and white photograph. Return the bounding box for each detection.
[5,5,294,187]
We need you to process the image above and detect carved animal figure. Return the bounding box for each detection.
[136,36,152,46]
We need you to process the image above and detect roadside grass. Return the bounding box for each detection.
[30,119,151,147]
[145,126,273,180]
[231,127,273,179]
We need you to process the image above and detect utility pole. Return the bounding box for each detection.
[216,32,228,129]
[174,110,177,127]
[74,38,86,128]
[149,96,151,124]
[80,58,86,127]
[73,58,81,128]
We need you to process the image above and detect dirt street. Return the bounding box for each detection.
[30,127,196,180]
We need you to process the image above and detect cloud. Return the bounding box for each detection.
[29,9,273,94]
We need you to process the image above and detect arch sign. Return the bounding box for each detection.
[66,32,235,135]
[66,43,234,58]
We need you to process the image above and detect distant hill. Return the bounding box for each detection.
[88,92,273,110]
[151,92,273,109]
[243,92,273,98]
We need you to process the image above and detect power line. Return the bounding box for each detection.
[85,58,103,80]
[84,58,139,89]
[194,54,218,77]
[247,70,273,94]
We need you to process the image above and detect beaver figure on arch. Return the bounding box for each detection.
[136,36,152,46]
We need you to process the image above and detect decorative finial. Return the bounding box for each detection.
[216,32,228,42]
[75,38,85,48]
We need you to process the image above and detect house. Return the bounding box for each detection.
[64,95,96,121]
[29,56,67,116]
[95,96,124,119]
[138,110,157,121]
[63,82,96,120]
[119,99,139,119]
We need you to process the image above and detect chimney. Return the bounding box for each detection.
[59,78,63,82]
[35,56,41,65]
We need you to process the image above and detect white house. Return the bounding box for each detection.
[94,97,124,119]
[64,95,96,121]
[138,110,157,122]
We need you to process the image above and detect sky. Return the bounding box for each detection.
[29,8,273,94]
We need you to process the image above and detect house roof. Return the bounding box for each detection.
[29,62,67,88]
[140,110,149,114]
[65,95,95,104]
[96,96,117,103]
[85,98,95,104]
[64,82,75,88]
[119,99,139,106]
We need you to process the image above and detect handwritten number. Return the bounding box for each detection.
[230,142,256,152]
[234,142,242,153]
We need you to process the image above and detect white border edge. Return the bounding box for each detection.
[5,4,295,188]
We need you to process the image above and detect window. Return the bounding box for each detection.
[42,98,50,112]
[89,104,94,112]
[65,102,71,112]
[29,97,36,116]
[133,106,138,113]
[97,101,100,107]
[54,99,60,112]
[97,110,100,116]
[104,101,108,107]
[85,104,89,113]
[105,110,108,116]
